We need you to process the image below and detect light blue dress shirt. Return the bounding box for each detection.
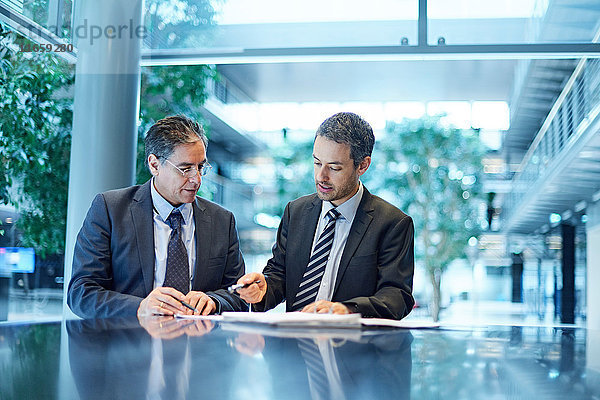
[314,181,364,301]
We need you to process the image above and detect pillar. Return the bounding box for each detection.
[561,223,575,324]
[62,0,144,316]
[511,252,524,303]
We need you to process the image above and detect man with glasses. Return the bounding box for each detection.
[236,112,414,320]
[68,115,247,319]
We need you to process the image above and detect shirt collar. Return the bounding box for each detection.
[321,181,364,224]
[150,177,194,225]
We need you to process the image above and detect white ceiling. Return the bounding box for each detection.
[218,59,517,103]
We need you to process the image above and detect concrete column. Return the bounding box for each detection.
[587,200,600,330]
[62,0,144,316]
[561,223,575,324]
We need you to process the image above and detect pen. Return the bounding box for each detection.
[180,299,199,313]
[227,280,261,293]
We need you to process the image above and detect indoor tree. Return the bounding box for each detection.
[369,116,485,321]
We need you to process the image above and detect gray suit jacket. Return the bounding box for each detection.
[255,187,414,319]
[67,180,246,318]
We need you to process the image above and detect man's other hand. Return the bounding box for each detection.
[235,272,267,304]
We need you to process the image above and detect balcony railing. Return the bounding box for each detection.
[502,57,600,227]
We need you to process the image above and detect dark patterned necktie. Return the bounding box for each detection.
[163,209,189,294]
[292,208,341,311]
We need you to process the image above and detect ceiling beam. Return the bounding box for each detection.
[141,43,600,66]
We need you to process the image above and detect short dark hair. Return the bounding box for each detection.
[315,112,375,167]
[144,115,208,167]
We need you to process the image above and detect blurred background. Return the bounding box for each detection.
[1,0,599,326]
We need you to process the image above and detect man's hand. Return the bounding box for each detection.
[138,316,214,338]
[236,272,267,304]
[234,333,265,356]
[138,315,189,339]
[137,287,186,317]
[301,300,351,315]
[182,291,216,316]
[182,320,215,337]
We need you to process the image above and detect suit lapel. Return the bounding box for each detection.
[131,181,155,295]
[288,196,322,303]
[333,188,374,295]
[191,198,210,290]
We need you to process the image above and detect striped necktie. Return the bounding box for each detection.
[292,208,341,311]
[297,338,330,400]
[163,209,190,294]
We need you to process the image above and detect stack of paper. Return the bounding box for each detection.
[220,311,362,328]
[176,312,441,330]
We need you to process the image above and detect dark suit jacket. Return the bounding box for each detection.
[67,180,246,319]
[256,187,414,319]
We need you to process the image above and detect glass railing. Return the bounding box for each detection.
[502,57,600,226]
[206,74,253,105]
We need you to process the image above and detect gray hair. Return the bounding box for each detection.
[316,112,375,167]
[144,115,208,166]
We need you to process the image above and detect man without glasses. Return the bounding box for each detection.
[237,112,415,319]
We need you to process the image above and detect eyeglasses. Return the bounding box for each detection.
[164,158,212,178]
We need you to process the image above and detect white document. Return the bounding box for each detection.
[174,314,224,321]
[175,312,440,329]
[220,311,362,328]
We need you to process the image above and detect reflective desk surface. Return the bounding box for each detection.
[1,316,599,400]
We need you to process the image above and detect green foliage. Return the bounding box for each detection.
[22,0,49,25]
[144,0,218,49]
[368,116,485,320]
[264,139,316,216]
[0,24,74,256]
[369,116,485,273]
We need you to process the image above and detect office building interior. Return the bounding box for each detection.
[1,0,598,328]
[2,1,600,399]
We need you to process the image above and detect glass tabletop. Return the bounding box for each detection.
[0,317,597,399]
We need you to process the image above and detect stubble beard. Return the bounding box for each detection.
[315,175,359,204]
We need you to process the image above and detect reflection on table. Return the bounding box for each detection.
[0,316,598,399]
